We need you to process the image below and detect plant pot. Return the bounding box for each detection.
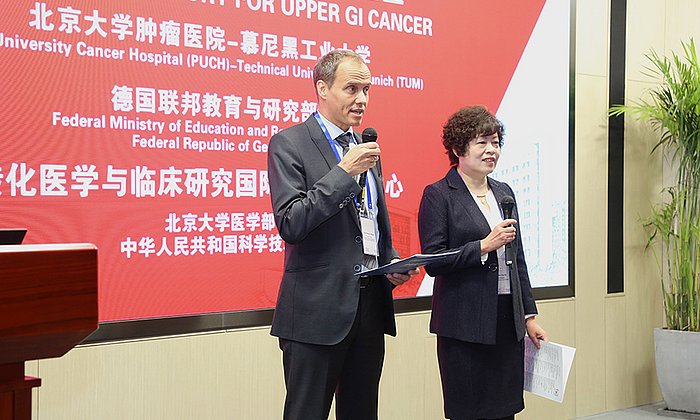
[654,328,700,414]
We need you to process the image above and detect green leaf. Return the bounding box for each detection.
[610,39,700,332]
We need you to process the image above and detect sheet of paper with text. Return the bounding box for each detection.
[524,340,576,403]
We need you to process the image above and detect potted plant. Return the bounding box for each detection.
[609,39,700,414]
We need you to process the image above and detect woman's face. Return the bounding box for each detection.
[456,133,501,178]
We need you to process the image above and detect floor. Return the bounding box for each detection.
[576,403,700,419]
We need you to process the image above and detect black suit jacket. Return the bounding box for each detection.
[267,116,399,345]
[418,167,537,344]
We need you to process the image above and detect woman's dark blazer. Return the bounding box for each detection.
[418,167,538,345]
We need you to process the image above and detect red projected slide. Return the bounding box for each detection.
[0,1,546,321]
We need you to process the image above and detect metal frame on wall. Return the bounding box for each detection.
[607,0,626,294]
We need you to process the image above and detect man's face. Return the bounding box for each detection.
[317,58,371,131]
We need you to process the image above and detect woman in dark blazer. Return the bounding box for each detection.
[418,106,548,420]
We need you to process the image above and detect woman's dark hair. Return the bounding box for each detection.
[442,106,505,166]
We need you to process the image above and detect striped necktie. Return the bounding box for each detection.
[336,132,352,155]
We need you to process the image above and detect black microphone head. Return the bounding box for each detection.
[361,127,378,143]
[500,195,515,219]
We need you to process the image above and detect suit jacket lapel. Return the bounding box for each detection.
[372,162,386,224]
[359,131,392,241]
[488,178,508,215]
[306,116,340,170]
[446,167,491,238]
[488,178,519,252]
[306,116,362,229]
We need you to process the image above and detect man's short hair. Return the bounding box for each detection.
[313,50,366,95]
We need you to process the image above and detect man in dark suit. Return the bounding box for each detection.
[267,50,417,420]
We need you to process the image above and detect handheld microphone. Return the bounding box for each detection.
[499,195,515,266]
[358,128,378,192]
[361,127,378,143]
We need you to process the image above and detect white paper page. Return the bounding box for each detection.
[524,340,576,403]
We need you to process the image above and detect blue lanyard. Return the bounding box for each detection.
[314,112,343,162]
[364,170,373,211]
[314,112,372,211]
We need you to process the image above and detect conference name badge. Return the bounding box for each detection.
[360,216,379,257]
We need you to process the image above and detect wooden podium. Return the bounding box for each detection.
[0,244,98,420]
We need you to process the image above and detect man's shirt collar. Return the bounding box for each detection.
[318,112,354,142]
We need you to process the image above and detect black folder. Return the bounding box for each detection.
[356,250,460,276]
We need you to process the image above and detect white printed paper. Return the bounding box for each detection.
[524,340,575,403]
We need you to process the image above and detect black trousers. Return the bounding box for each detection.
[279,280,386,420]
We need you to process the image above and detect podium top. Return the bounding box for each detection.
[0,243,97,253]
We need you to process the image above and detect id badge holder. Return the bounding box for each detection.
[360,209,379,257]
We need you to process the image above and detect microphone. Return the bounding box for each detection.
[499,195,515,266]
[361,127,378,143]
[358,128,378,192]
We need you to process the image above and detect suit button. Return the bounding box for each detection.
[339,203,344,208]
[488,263,498,272]
[354,235,362,243]
[353,264,362,272]
[349,192,356,198]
